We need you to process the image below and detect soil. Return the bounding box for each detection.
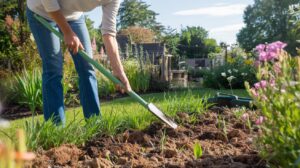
[0,104,42,120]
[27,107,266,168]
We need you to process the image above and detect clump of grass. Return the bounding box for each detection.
[12,69,42,114]
[164,90,212,116]
[99,108,126,136]
[160,130,167,154]
[23,88,213,150]
[25,115,102,150]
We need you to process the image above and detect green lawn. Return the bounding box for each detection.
[0,88,248,141]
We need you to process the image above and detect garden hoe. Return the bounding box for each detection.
[34,14,178,129]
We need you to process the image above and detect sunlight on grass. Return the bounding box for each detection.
[0,89,247,140]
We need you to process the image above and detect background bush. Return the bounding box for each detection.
[203,56,257,89]
[188,67,206,79]
[97,58,152,97]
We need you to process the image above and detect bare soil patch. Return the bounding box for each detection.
[28,107,266,168]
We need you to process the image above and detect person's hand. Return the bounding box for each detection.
[112,70,132,93]
[64,31,84,54]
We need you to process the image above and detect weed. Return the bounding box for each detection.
[233,107,247,119]
[193,141,203,159]
[160,130,167,154]
[222,117,228,142]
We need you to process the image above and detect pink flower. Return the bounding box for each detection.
[255,116,265,125]
[241,113,249,121]
[256,44,266,52]
[255,41,287,62]
[254,80,267,89]
[260,80,267,88]
[250,88,258,97]
[270,79,276,87]
[254,83,261,89]
[272,41,287,50]
[273,62,282,74]
[259,52,268,61]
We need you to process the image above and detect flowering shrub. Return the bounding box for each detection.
[203,56,257,89]
[246,41,300,167]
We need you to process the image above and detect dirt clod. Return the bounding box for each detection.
[164,148,178,158]
[45,144,81,166]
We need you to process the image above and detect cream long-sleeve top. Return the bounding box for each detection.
[27,0,119,36]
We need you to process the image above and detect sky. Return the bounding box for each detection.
[86,0,254,44]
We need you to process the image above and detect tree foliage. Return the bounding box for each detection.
[117,0,163,34]
[162,27,180,56]
[85,17,103,51]
[178,26,220,58]
[0,0,36,73]
[237,0,300,55]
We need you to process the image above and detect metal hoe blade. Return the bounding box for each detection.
[148,103,178,129]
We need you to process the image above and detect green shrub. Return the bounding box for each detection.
[203,58,257,89]
[12,69,42,113]
[123,59,151,93]
[97,58,152,97]
[97,73,116,97]
[246,43,300,167]
[188,67,206,79]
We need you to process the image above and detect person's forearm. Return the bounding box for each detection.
[48,10,72,35]
[103,35,125,73]
[48,10,83,54]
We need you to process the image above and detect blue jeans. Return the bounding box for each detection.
[26,8,101,125]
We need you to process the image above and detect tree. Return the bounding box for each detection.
[85,17,103,52]
[237,0,300,55]
[117,0,163,35]
[178,26,209,58]
[204,39,221,57]
[162,27,180,57]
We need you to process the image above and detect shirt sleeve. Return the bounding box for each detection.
[101,0,120,37]
[41,0,60,12]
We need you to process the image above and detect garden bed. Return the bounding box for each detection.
[29,107,266,168]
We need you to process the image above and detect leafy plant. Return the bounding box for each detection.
[12,69,42,114]
[193,141,203,159]
[123,59,151,93]
[97,73,117,97]
[160,130,167,154]
[97,58,152,97]
[246,42,300,167]
[203,55,257,89]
